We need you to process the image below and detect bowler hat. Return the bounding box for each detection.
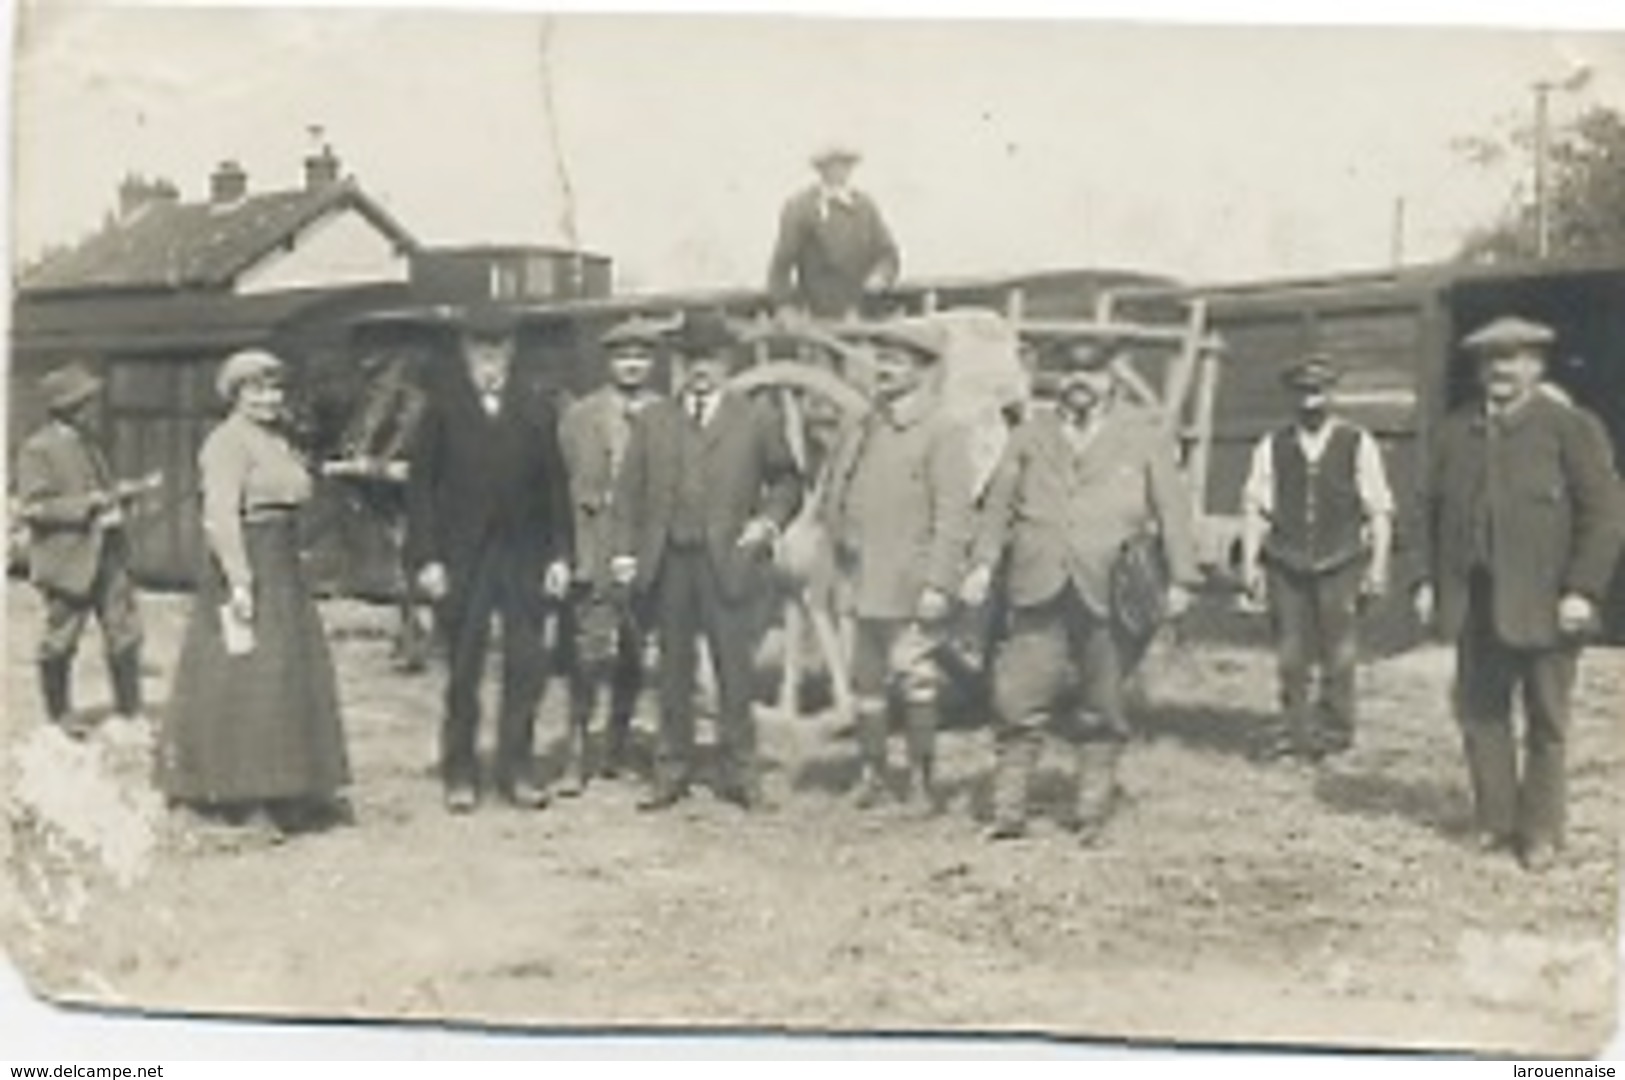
[844,317,947,363]
[460,302,520,340]
[670,310,740,358]
[1462,315,1556,356]
[40,363,103,414]
[216,349,285,402]
[600,316,666,353]
[1281,354,1340,392]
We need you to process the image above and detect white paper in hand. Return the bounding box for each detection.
[220,604,256,656]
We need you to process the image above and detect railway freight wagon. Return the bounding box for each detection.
[1117,256,1625,644]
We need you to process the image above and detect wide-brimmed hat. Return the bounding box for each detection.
[216,349,285,402]
[1462,315,1556,357]
[670,310,740,358]
[460,302,520,340]
[600,316,666,354]
[842,317,947,364]
[810,142,862,167]
[40,363,103,414]
[1281,354,1341,392]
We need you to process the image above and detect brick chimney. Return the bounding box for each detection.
[304,145,341,190]
[116,173,180,219]
[210,160,248,204]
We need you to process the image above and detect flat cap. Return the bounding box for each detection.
[600,316,666,352]
[1047,333,1125,372]
[810,142,862,166]
[39,362,103,413]
[1462,315,1556,355]
[1281,353,1341,391]
[216,349,285,402]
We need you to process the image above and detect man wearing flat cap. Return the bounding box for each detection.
[406,303,574,813]
[821,317,975,810]
[1417,315,1623,873]
[767,144,901,321]
[554,316,666,792]
[962,336,1200,844]
[14,362,146,736]
[1239,354,1395,762]
[610,310,803,811]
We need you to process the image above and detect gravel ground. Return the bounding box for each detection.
[2,588,1619,1055]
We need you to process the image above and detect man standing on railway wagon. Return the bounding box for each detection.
[15,362,146,738]
[406,304,574,814]
[821,318,975,811]
[767,144,901,321]
[609,311,803,812]
[962,338,1200,844]
[555,317,666,793]
[1239,355,1395,762]
[1416,316,1624,873]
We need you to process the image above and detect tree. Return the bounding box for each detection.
[1454,103,1625,265]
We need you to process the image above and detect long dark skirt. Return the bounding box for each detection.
[159,516,350,804]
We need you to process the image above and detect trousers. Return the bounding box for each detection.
[1454,571,1577,850]
[1266,560,1362,754]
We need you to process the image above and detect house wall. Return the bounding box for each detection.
[235,208,409,295]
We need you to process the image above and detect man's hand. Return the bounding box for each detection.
[737,517,779,551]
[417,561,449,602]
[959,564,994,608]
[543,560,571,600]
[1413,583,1436,629]
[1165,583,1194,621]
[1361,563,1390,604]
[228,584,255,624]
[915,587,951,624]
[610,556,638,588]
[94,504,126,531]
[1240,561,1265,604]
[1558,592,1597,637]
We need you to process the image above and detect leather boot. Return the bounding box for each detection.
[109,647,144,720]
[902,699,940,813]
[39,657,73,728]
[988,728,1040,840]
[1075,739,1124,846]
[852,701,891,808]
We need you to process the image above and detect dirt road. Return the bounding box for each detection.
[3,590,1618,1055]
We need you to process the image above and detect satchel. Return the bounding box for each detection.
[1110,529,1171,643]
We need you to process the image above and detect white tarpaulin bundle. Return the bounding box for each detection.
[923,307,1029,500]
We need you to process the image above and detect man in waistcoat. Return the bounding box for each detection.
[767,144,901,321]
[1239,355,1395,762]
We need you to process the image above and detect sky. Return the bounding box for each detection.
[11,6,1625,293]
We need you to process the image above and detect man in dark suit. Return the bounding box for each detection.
[15,362,146,736]
[1418,315,1624,873]
[406,305,573,813]
[556,316,664,791]
[767,144,900,321]
[610,311,803,811]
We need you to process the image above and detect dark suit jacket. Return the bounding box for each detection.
[610,393,803,602]
[767,187,900,319]
[405,363,572,591]
[1425,393,1624,648]
[15,421,118,597]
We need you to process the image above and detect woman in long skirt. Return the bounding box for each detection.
[158,349,351,836]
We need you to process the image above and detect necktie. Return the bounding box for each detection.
[690,391,709,426]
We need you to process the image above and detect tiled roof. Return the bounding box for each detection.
[19,181,418,296]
